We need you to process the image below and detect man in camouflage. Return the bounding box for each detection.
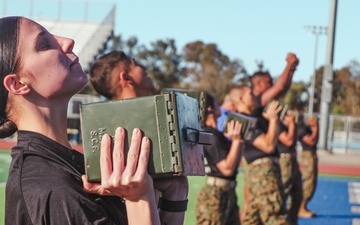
[277,111,303,224]
[240,52,299,224]
[195,94,243,225]
[229,85,289,225]
[297,115,319,218]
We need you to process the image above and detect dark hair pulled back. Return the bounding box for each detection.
[0,17,21,138]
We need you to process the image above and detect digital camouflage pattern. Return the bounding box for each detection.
[243,158,289,225]
[195,183,240,225]
[299,150,318,202]
[279,153,293,196]
[284,155,303,225]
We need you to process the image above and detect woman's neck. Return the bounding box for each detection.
[15,100,71,148]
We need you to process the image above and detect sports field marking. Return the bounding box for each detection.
[349,182,360,205]
[353,218,360,225]
[351,206,360,214]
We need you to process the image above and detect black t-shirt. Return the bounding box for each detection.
[297,121,317,153]
[202,126,238,180]
[276,122,296,154]
[250,93,263,116]
[241,112,279,164]
[5,131,128,225]
[250,93,269,133]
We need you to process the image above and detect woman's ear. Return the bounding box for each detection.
[3,74,30,95]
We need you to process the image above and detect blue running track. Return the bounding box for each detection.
[299,176,360,225]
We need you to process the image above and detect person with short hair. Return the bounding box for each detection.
[89,50,155,100]
[297,114,319,218]
[277,111,303,224]
[216,94,236,133]
[89,50,189,225]
[229,85,288,224]
[240,52,299,224]
[250,53,299,112]
[195,94,243,225]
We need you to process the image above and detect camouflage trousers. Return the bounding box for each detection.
[279,153,294,196]
[243,157,289,225]
[195,179,240,225]
[280,154,303,225]
[298,150,318,202]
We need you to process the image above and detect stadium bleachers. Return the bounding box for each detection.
[35,6,115,73]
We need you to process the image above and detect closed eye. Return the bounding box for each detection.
[38,39,50,50]
[35,31,56,51]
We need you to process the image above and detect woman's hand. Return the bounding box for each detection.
[82,127,154,202]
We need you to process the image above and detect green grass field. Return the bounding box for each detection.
[2,148,360,225]
[0,150,11,225]
[185,175,245,224]
[0,149,245,225]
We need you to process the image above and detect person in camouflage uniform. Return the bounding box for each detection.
[240,52,299,224]
[245,158,288,225]
[277,111,303,224]
[297,115,319,218]
[229,85,289,225]
[195,94,243,225]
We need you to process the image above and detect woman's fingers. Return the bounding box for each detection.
[112,127,125,183]
[134,137,150,177]
[124,128,142,177]
[83,127,154,199]
[100,134,113,183]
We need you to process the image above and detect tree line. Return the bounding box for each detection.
[80,35,360,116]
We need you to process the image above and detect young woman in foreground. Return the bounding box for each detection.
[0,16,187,225]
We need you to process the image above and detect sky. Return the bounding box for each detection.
[1,0,360,83]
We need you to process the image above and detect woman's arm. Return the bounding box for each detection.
[82,127,161,225]
[154,176,189,225]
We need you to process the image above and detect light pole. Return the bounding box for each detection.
[2,0,6,16]
[304,25,327,115]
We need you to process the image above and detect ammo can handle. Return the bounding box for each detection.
[183,127,213,145]
[198,131,213,145]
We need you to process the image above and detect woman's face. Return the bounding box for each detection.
[17,18,88,99]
